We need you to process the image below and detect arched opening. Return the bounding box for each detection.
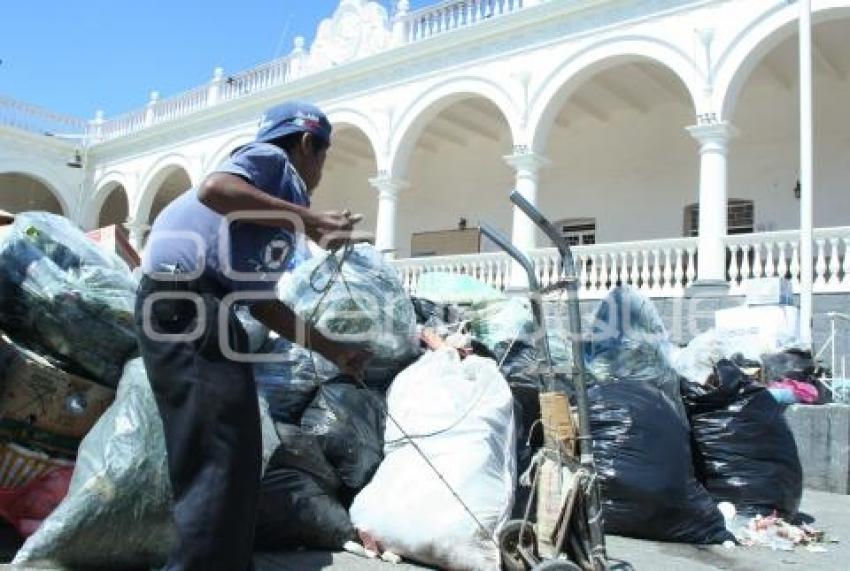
[96,183,129,228]
[536,59,696,244]
[312,126,379,241]
[147,166,192,224]
[0,173,65,215]
[727,17,850,232]
[394,96,514,258]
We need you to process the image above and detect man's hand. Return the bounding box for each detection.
[311,333,373,378]
[306,210,369,250]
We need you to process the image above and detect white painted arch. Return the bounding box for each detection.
[325,106,384,167]
[204,132,255,174]
[527,35,703,154]
[135,153,199,224]
[0,157,73,217]
[84,170,131,229]
[715,0,850,120]
[388,75,522,177]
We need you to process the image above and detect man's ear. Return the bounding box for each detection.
[300,132,315,156]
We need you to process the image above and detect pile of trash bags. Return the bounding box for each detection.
[0,212,138,387]
[2,209,813,569]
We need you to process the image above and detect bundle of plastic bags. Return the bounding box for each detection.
[276,244,418,380]
[15,359,281,568]
[682,360,803,517]
[589,382,732,544]
[14,359,175,568]
[0,212,138,386]
[350,349,516,571]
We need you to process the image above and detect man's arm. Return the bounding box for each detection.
[198,172,357,245]
[249,299,370,376]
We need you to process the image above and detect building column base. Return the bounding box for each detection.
[685,279,730,299]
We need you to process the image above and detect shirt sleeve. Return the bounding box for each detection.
[214,142,286,196]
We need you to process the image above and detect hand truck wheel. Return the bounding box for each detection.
[499,519,537,571]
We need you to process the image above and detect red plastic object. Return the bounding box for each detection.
[0,467,74,537]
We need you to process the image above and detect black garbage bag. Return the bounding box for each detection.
[255,424,356,551]
[301,381,386,491]
[682,360,803,517]
[586,287,686,419]
[0,212,138,386]
[590,382,731,544]
[410,296,462,328]
[761,349,817,383]
[254,337,339,424]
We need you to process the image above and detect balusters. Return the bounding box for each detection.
[752,243,763,279]
[578,255,589,295]
[685,247,696,286]
[640,251,651,290]
[729,245,743,288]
[829,237,842,288]
[776,242,789,280]
[790,243,801,285]
[671,248,684,290]
[815,239,827,289]
[764,242,776,278]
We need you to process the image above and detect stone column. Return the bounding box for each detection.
[125,218,151,253]
[369,175,409,259]
[686,121,738,287]
[504,150,549,251]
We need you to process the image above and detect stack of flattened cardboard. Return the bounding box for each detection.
[0,333,115,457]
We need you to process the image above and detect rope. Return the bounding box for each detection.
[302,244,498,546]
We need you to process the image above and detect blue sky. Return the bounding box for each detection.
[1,1,428,119]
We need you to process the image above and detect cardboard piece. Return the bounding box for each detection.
[0,334,115,456]
[86,224,140,269]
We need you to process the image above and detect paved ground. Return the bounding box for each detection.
[2,490,846,570]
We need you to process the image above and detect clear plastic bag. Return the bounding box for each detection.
[276,244,418,372]
[254,337,339,424]
[13,358,175,568]
[586,287,685,418]
[0,212,138,386]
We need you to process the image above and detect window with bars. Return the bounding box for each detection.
[554,218,596,246]
[683,199,754,237]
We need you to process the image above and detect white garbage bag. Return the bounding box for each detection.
[349,349,516,571]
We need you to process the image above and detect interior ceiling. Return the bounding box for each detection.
[747,19,848,91]
[155,169,192,202]
[323,19,849,164]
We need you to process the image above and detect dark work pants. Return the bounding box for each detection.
[135,275,260,571]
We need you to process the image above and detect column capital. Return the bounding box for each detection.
[369,175,409,199]
[503,150,550,173]
[686,121,739,148]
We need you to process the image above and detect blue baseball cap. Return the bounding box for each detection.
[255,101,332,145]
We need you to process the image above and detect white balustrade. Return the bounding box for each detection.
[406,0,526,42]
[725,227,850,293]
[391,236,700,298]
[220,56,294,103]
[153,86,209,123]
[0,95,88,137]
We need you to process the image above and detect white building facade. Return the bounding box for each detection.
[1,0,849,303]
